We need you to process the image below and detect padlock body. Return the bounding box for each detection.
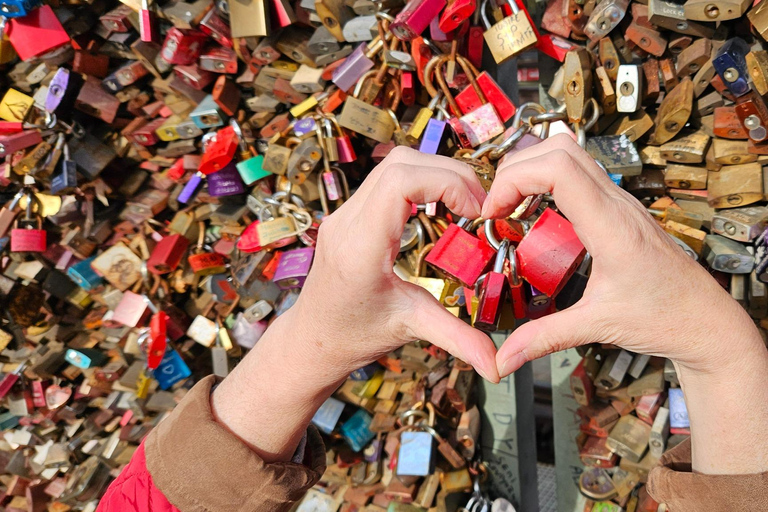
[11,227,46,252]
[207,162,246,197]
[397,431,434,476]
[425,224,496,286]
[474,272,507,332]
[517,208,586,297]
[273,247,315,289]
[147,234,190,275]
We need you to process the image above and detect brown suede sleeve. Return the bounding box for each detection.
[647,437,768,511]
[144,376,326,512]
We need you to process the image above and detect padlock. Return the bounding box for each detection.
[652,78,693,144]
[439,0,476,33]
[6,5,70,61]
[391,0,447,41]
[616,64,642,113]
[147,234,190,275]
[584,0,629,41]
[564,48,592,123]
[474,239,510,332]
[272,247,314,289]
[481,0,537,63]
[517,208,586,298]
[160,28,207,65]
[712,38,751,98]
[425,218,496,287]
[10,193,46,253]
[735,91,768,143]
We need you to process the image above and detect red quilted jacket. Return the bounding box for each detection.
[97,443,179,512]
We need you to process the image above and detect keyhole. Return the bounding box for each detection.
[704,3,719,18]
[604,59,615,70]
[568,80,581,95]
[620,81,634,96]
[666,121,679,132]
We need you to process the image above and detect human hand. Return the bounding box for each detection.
[287,146,501,383]
[485,134,764,378]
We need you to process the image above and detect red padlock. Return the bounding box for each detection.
[147,311,168,370]
[160,28,207,65]
[455,72,516,122]
[439,0,476,33]
[237,221,263,253]
[474,239,510,332]
[507,245,528,320]
[391,0,447,41]
[147,233,190,274]
[425,217,496,287]
[10,195,46,253]
[6,5,71,61]
[536,33,580,62]
[516,208,586,298]
[401,71,416,106]
[199,126,239,175]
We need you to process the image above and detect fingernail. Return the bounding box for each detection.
[470,195,482,217]
[500,352,528,377]
[480,197,492,219]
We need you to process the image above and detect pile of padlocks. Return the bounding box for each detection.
[1,0,768,506]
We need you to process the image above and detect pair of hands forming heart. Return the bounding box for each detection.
[213,133,768,470]
[288,134,761,384]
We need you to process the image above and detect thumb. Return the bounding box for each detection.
[405,286,500,383]
[496,305,597,378]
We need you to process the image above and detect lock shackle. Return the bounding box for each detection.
[7,189,26,212]
[385,78,402,112]
[507,245,521,286]
[414,242,435,277]
[489,124,530,160]
[423,55,444,99]
[23,192,42,221]
[492,239,510,273]
[229,118,249,152]
[480,0,492,29]
[399,408,428,427]
[353,70,379,98]
[483,219,502,250]
[512,102,546,130]
[417,212,438,244]
[317,167,350,216]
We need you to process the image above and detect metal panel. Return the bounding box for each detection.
[478,331,539,511]
[551,348,588,512]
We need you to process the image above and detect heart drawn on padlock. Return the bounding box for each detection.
[45,384,72,410]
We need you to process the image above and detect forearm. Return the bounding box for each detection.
[211,305,348,463]
[677,322,768,475]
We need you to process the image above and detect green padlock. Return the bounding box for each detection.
[237,154,271,185]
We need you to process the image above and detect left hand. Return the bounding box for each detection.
[288,146,501,383]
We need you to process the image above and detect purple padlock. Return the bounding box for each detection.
[419,118,447,155]
[332,43,375,92]
[46,67,83,117]
[527,284,553,319]
[178,172,204,204]
[207,161,245,197]
[272,247,314,289]
[293,117,317,137]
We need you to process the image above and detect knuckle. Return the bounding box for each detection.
[387,145,415,163]
[548,132,579,150]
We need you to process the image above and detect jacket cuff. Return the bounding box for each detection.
[647,437,768,510]
[144,376,326,512]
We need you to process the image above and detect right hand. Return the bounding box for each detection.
[484,134,766,378]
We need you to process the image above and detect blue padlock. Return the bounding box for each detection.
[668,388,689,430]
[713,38,751,98]
[0,0,42,19]
[65,348,109,369]
[155,349,192,390]
[67,257,103,291]
[397,430,435,476]
[311,397,345,434]
[340,409,375,452]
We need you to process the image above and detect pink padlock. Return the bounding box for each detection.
[10,194,46,253]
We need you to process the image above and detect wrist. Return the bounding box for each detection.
[210,307,347,462]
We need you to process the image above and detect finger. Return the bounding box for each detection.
[495,305,598,378]
[480,149,614,236]
[360,163,488,256]
[355,146,487,207]
[498,133,616,190]
[402,284,500,383]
